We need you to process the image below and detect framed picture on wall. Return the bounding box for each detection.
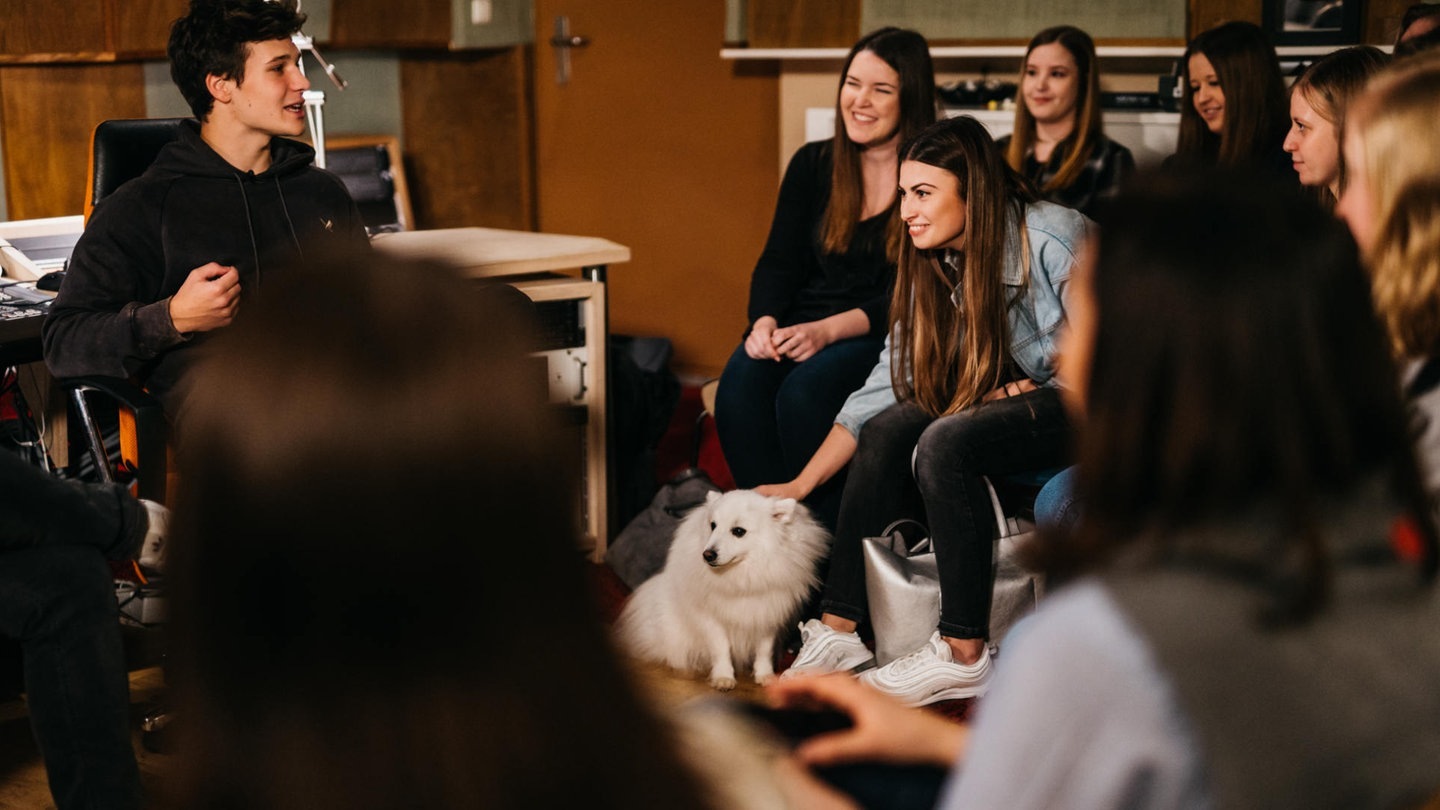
[1264,0,1364,46]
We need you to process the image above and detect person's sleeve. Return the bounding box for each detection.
[936,582,1209,810]
[1094,140,1135,202]
[747,144,824,327]
[834,327,896,436]
[857,271,896,338]
[0,451,143,557]
[42,195,185,381]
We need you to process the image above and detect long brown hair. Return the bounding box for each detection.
[892,116,1039,416]
[821,27,938,260]
[166,253,719,809]
[1007,25,1104,192]
[1038,170,1437,619]
[1176,21,1289,167]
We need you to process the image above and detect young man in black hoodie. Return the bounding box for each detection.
[43,0,369,416]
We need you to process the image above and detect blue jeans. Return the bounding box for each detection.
[715,335,884,530]
[0,452,142,810]
[820,390,1070,639]
[1034,464,1081,532]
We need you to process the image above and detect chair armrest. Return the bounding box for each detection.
[60,376,168,501]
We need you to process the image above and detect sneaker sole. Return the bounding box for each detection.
[780,657,876,679]
[886,681,989,707]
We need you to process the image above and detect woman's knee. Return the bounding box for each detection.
[912,415,984,482]
[716,350,784,421]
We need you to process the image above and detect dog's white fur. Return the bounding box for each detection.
[616,490,830,690]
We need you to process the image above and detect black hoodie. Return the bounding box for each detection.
[42,120,369,414]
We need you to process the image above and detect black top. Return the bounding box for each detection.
[43,120,370,414]
[996,133,1134,218]
[746,140,895,338]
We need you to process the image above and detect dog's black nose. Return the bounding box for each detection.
[702,548,718,564]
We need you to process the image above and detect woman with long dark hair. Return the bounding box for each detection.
[998,25,1133,216]
[1171,21,1291,175]
[763,115,1088,706]
[716,27,937,530]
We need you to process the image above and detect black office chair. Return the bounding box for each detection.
[63,119,188,501]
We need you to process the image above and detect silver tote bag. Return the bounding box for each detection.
[862,520,938,667]
[862,519,1044,666]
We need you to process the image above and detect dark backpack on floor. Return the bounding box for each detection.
[605,467,720,590]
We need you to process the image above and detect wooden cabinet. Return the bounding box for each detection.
[331,0,531,49]
[0,0,185,61]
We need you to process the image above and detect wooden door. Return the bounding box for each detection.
[531,0,779,377]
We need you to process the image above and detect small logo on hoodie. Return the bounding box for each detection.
[321,218,333,232]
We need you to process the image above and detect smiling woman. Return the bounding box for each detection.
[765,116,1090,708]
[997,26,1134,217]
[714,27,937,532]
[1171,21,1292,177]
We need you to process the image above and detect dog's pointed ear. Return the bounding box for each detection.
[705,490,722,505]
[771,497,798,523]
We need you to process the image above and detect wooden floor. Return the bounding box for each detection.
[0,657,766,809]
[0,667,168,810]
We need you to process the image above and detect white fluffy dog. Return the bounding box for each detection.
[616,489,830,690]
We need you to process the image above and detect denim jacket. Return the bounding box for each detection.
[835,200,1091,437]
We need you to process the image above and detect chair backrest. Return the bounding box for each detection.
[86,118,188,223]
[323,134,413,234]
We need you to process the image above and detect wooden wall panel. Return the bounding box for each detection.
[331,0,452,48]
[109,0,189,57]
[1189,0,1406,44]
[0,63,147,219]
[1365,0,1414,43]
[1189,0,1262,38]
[748,0,861,48]
[0,0,108,56]
[399,48,533,231]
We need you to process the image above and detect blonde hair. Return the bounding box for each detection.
[1290,45,1389,206]
[1347,55,1440,356]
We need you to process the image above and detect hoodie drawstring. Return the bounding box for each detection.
[273,176,304,262]
[232,175,262,294]
[232,174,307,297]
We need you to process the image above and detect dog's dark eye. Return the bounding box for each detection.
[731,527,746,538]
[710,521,716,531]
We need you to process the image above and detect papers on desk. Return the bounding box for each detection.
[0,215,83,281]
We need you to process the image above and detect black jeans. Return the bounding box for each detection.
[820,389,1069,639]
[715,335,884,531]
[0,451,143,810]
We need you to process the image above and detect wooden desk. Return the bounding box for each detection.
[372,227,631,562]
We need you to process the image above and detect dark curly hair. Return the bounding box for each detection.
[168,0,307,120]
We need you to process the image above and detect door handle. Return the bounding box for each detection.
[550,16,591,86]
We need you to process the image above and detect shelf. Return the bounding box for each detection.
[721,45,1186,60]
[721,43,1391,62]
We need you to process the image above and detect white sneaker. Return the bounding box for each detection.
[779,619,875,678]
[857,631,991,706]
[137,499,168,572]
